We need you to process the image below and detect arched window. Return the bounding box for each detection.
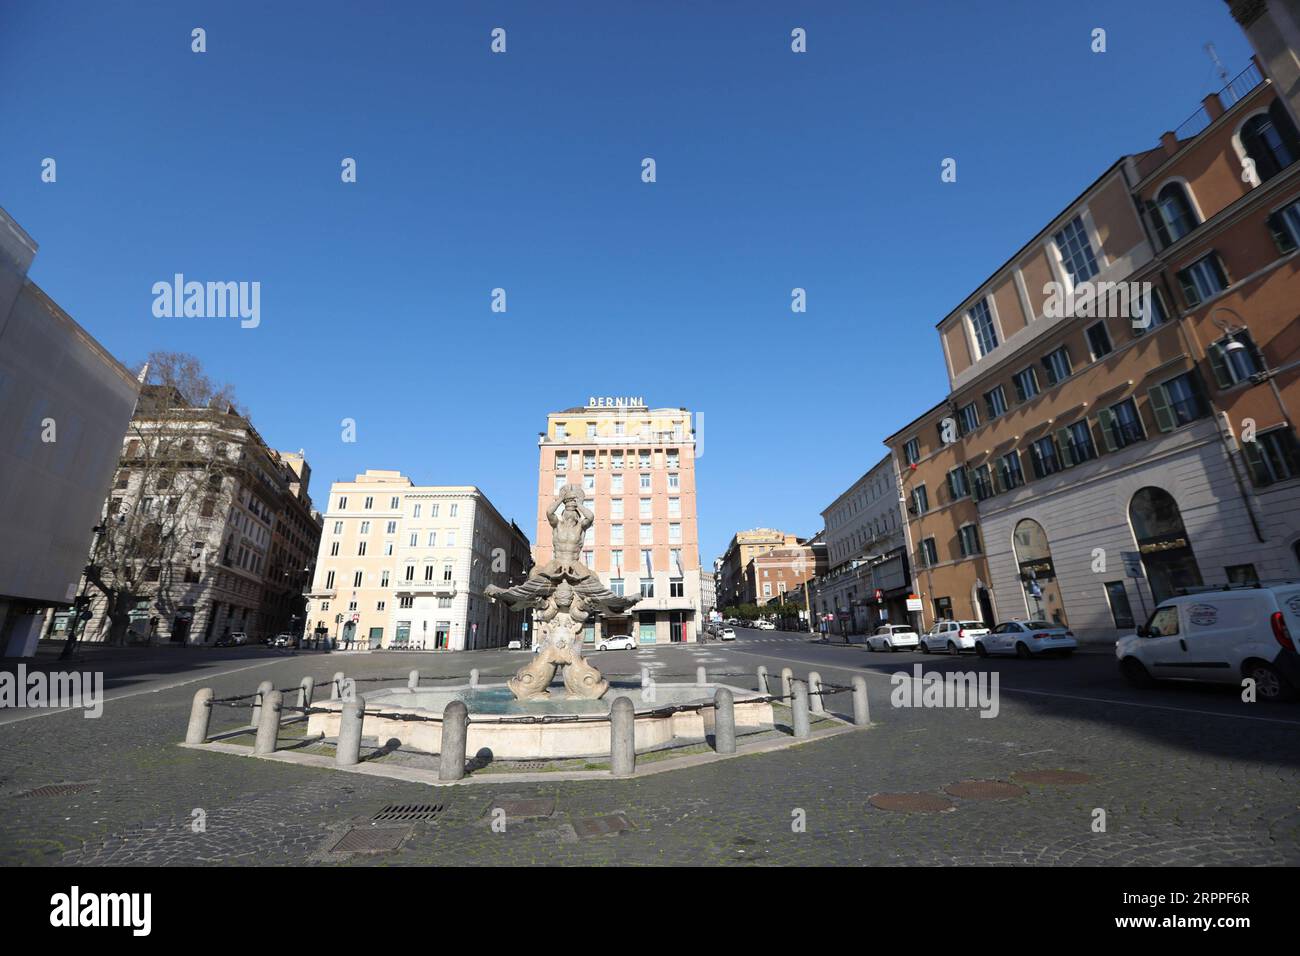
[1154,182,1197,243]
[1128,487,1203,603]
[1012,519,1067,624]
[1240,102,1300,183]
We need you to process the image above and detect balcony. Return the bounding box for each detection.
[393,581,458,598]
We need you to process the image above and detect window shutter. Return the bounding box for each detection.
[1267,211,1298,254]
[1097,408,1118,455]
[1176,268,1200,307]
[1145,199,1172,249]
[1056,428,1076,467]
[992,460,1006,494]
[1147,385,1176,433]
[1206,342,1233,388]
[1241,438,1271,486]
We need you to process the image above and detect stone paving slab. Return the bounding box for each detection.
[0,649,1297,866]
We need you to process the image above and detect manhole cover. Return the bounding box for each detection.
[19,783,93,798]
[944,780,1027,800]
[868,792,955,813]
[1012,769,1094,785]
[372,804,444,822]
[573,813,632,838]
[330,826,412,854]
[488,798,555,819]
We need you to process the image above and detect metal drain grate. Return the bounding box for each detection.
[371,804,444,822]
[19,783,93,799]
[330,826,412,853]
[511,761,548,771]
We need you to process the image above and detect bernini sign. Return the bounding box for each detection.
[586,396,646,408]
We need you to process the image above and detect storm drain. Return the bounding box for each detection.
[573,813,632,838]
[488,798,555,819]
[372,804,444,823]
[18,783,94,798]
[330,826,412,854]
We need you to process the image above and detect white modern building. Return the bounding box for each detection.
[0,207,140,657]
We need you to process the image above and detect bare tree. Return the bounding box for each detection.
[61,353,244,656]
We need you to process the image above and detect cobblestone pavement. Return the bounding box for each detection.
[2,638,1298,866]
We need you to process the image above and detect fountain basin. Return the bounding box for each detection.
[306,682,773,760]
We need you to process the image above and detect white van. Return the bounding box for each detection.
[1114,584,1300,701]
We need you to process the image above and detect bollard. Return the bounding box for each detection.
[185,688,214,744]
[469,668,479,688]
[250,680,274,727]
[757,665,769,695]
[640,665,650,688]
[696,665,707,686]
[808,671,826,715]
[713,688,736,754]
[408,669,420,690]
[298,676,315,716]
[852,675,870,726]
[439,700,469,781]
[780,668,794,702]
[254,690,282,754]
[610,697,636,776]
[791,681,810,739]
[330,671,345,700]
[336,697,365,766]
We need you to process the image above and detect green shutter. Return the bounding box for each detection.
[1148,385,1176,433]
[1206,342,1233,388]
[1097,409,1118,451]
[1267,211,1298,254]
[1241,438,1271,486]
[1056,428,1075,467]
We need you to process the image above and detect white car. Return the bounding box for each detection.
[866,624,919,652]
[919,620,990,655]
[718,627,736,641]
[756,620,776,630]
[506,640,523,650]
[1115,585,1300,701]
[976,620,1076,658]
[596,636,636,651]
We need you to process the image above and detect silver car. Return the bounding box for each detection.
[976,620,1076,659]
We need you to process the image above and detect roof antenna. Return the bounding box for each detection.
[1204,42,1229,85]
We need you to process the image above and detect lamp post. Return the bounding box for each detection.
[59,524,108,661]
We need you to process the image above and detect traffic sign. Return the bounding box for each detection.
[1121,552,1145,579]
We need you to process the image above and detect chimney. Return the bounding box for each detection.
[1160,131,1180,157]
[1203,92,1225,122]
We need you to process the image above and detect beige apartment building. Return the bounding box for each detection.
[717,528,802,609]
[304,470,531,650]
[535,400,701,644]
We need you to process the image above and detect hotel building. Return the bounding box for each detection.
[304,470,531,650]
[535,400,701,644]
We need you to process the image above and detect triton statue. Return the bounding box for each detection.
[485,484,637,700]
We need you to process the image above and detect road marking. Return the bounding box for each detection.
[0,657,284,726]
[713,645,1300,726]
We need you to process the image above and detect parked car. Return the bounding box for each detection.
[919,620,990,655]
[214,633,246,647]
[867,624,920,652]
[976,620,1076,658]
[506,640,523,650]
[272,633,294,647]
[596,636,636,651]
[718,627,736,641]
[756,620,776,631]
[1115,585,1300,701]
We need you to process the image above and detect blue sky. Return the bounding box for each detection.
[0,1,1255,561]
